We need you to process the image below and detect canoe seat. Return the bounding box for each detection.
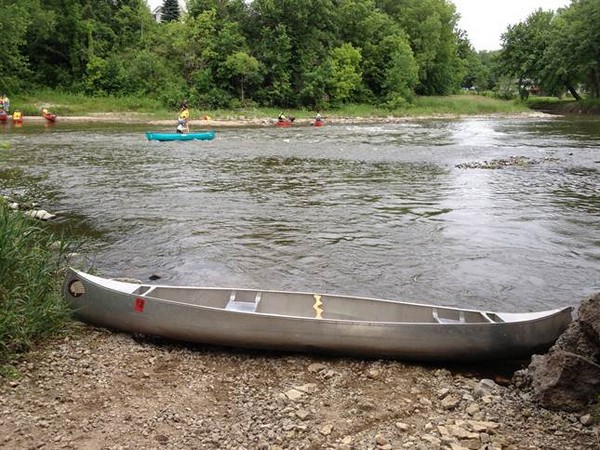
[432,308,500,324]
[432,308,465,324]
[226,290,262,313]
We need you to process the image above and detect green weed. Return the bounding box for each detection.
[0,203,72,365]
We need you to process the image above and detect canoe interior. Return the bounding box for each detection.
[113,282,539,325]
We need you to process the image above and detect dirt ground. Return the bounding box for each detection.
[0,325,597,450]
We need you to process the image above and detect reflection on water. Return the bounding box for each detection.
[1,117,599,311]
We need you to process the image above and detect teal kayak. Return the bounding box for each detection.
[146,130,216,142]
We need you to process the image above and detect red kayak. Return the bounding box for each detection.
[43,112,57,122]
[0,110,6,122]
[276,119,294,128]
[313,119,324,127]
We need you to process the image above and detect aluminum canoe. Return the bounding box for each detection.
[146,130,216,141]
[64,268,573,361]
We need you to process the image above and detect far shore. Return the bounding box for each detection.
[5,110,554,128]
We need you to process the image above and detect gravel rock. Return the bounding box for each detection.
[0,326,596,449]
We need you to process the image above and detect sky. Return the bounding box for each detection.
[453,0,571,51]
[146,0,572,52]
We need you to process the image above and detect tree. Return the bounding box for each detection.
[326,43,363,104]
[381,35,419,105]
[546,0,600,98]
[253,24,293,106]
[377,0,464,95]
[161,0,180,23]
[224,51,261,104]
[499,9,557,99]
[0,0,33,91]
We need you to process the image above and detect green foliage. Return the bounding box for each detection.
[224,51,262,104]
[326,43,363,104]
[381,35,419,104]
[499,9,555,99]
[545,0,600,98]
[379,0,464,95]
[4,0,491,108]
[0,202,71,364]
[498,1,600,100]
[0,0,33,91]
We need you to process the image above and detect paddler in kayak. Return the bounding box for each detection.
[277,112,295,124]
[176,101,189,133]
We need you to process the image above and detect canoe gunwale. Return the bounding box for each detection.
[66,268,573,326]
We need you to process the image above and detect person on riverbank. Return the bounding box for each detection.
[176,101,189,133]
[0,93,9,113]
[12,110,22,124]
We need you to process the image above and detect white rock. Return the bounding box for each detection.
[307,363,327,373]
[24,209,56,221]
[441,395,461,410]
[318,424,333,435]
[395,422,410,431]
[284,389,303,400]
[580,414,593,426]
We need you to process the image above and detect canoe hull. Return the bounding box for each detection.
[146,131,216,141]
[276,120,293,128]
[43,113,57,122]
[64,268,573,361]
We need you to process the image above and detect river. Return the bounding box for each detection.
[1,116,599,312]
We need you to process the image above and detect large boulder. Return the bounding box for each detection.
[529,350,600,411]
[514,293,600,412]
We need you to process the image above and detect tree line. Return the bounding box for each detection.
[498,0,599,101]
[0,0,597,111]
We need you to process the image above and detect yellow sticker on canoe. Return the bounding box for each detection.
[313,294,323,319]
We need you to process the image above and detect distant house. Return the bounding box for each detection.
[152,6,162,22]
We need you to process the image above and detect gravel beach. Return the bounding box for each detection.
[0,325,597,449]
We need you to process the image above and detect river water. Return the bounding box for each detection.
[2,117,599,312]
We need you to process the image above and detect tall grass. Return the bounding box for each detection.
[222,95,529,119]
[0,202,71,365]
[12,90,531,120]
[13,88,168,117]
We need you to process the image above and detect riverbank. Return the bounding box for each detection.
[1,325,597,450]
[9,93,532,123]
[8,110,552,128]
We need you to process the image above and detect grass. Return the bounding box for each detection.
[0,200,72,366]
[410,95,529,115]
[524,96,600,114]
[178,95,529,121]
[10,90,531,121]
[12,88,167,117]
